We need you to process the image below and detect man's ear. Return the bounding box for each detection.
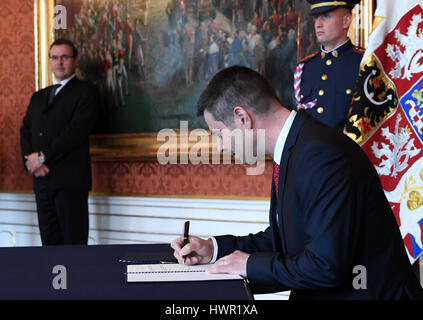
[233,106,253,129]
[343,12,352,29]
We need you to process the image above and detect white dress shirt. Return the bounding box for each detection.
[53,73,76,96]
[273,110,297,165]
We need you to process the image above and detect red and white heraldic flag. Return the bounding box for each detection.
[345,0,423,264]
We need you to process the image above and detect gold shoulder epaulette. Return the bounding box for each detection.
[298,50,320,64]
[353,45,365,54]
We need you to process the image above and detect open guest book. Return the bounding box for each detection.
[127,263,243,282]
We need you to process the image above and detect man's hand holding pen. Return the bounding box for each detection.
[170,234,249,278]
[171,235,214,265]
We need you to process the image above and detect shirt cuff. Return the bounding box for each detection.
[209,236,219,263]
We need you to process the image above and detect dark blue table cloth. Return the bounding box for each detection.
[0,243,250,300]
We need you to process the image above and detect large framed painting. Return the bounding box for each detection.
[35,0,374,161]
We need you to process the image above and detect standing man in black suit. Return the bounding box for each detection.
[171,66,423,299]
[20,39,99,245]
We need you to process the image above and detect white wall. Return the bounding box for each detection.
[0,192,271,246]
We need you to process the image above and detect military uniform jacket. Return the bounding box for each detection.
[294,39,364,131]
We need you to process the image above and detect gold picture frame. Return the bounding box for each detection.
[350,0,376,49]
[34,0,375,162]
[35,0,220,162]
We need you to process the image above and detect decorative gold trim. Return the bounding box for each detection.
[90,131,222,162]
[350,0,375,48]
[310,1,347,10]
[0,190,35,194]
[0,190,270,201]
[90,192,270,201]
[34,0,55,90]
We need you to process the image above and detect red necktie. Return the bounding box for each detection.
[273,161,280,196]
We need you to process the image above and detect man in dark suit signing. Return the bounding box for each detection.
[171,66,423,299]
[20,39,99,245]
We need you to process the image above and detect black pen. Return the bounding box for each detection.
[182,221,190,264]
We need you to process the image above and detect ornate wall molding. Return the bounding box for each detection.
[0,192,269,246]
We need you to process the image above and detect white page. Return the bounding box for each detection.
[126,264,243,282]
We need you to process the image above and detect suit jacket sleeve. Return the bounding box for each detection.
[43,83,99,162]
[20,93,37,169]
[246,142,358,292]
[215,227,274,258]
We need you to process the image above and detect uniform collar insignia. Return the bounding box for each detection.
[320,38,352,57]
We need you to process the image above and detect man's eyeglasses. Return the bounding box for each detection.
[49,55,75,61]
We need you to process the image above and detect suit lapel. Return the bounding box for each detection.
[277,110,307,202]
[269,181,282,251]
[42,77,79,113]
[41,87,51,109]
[274,110,308,253]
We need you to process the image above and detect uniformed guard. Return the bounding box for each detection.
[294,0,364,131]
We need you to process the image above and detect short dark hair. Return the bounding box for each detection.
[49,38,78,57]
[197,66,281,124]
